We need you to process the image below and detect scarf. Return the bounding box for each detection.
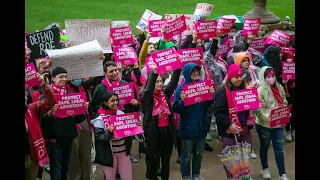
[225,85,243,134]
[131,71,146,102]
[66,83,85,93]
[152,90,171,125]
[271,84,283,106]
[51,84,67,95]
[25,106,50,167]
[98,107,117,131]
[102,77,121,89]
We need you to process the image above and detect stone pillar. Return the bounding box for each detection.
[243,0,280,24]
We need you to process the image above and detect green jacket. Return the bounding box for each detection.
[159,39,177,50]
[254,66,288,128]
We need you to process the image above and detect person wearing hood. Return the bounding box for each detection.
[173,62,215,180]
[263,46,283,83]
[254,66,289,180]
[40,67,88,180]
[25,74,56,180]
[234,52,260,88]
[140,61,182,180]
[212,64,254,180]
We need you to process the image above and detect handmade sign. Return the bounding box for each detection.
[265,30,293,47]
[55,92,87,117]
[109,112,144,138]
[164,15,187,40]
[242,18,261,36]
[136,9,162,31]
[217,18,236,34]
[270,105,292,128]
[177,48,203,66]
[194,20,217,39]
[231,88,261,112]
[282,62,295,80]
[193,3,213,21]
[182,80,213,106]
[25,63,40,90]
[151,48,182,74]
[113,47,138,66]
[110,26,134,46]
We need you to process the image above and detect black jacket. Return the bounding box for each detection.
[181,35,196,49]
[140,69,181,156]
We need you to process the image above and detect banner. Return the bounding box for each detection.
[136,9,162,31]
[164,15,187,40]
[111,20,130,28]
[113,47,138,66]
[249,38,267,53]
[165,14,195,35]
[26,27,62,60]
[231,88,261,112]
[55,92,87,117]
[193,3,213,21]
[151,48,182,74]
[25,63,40,90]
[107,83,135,108]
[148,19,166,37]
[182,80,213,106]
[282,62,295,80]
[177,48,203,66]
[217,18,236,34]
[46,40,104,80]
[109,112,144,139]
[65,19,112,53]
[194,20,217,39]
[242,18,261,36]
[270,105,292,128]
[265,30,293,47]
[110,26,134,46]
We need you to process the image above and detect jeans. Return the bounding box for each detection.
[48,141,73,180]
[180,137,206,179]
[176,130,181,157]
[256,124,286,176]
[285,87,295,131]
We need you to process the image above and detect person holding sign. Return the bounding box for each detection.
[173,62,215,180]
[140,61,182,180]
[254,67,290,180]
[91,92,140,180]
[25,73,56,180]
[40,67,89,180]
[213,64,254,180]
[138,33,157,70]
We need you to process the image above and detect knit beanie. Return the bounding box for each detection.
[51,67,67,77]
[227,64,243,79]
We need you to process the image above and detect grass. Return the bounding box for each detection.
[26,0,294,34]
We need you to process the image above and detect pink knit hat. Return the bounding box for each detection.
[227,64,243,79]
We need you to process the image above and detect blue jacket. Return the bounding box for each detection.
[173,63,213,139]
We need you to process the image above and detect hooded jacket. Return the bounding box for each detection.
[254,66,288,128]
[173,63,213,139]
[234,52,260,87]
[159,40,178,50]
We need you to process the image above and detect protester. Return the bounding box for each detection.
[254,66,289,180]
[173,62,215,180]
[40,67,89,180]
[138,33,156,70]
[234,52,260,88]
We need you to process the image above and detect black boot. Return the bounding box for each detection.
[204,142,213,151]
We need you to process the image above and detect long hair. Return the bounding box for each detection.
[225,78,246,91]
[101,92,118,109]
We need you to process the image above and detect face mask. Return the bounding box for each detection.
[73,79,82,86]
[265,77,276,85]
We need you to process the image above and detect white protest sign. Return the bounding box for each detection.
[111,21,130,28]
[165,14,195,35]
[46,40,104,80]
[136,9,162,31]
[65,19,112,53]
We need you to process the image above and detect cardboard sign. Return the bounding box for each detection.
[217,18,236,34]
[110,26,134,46]
[265,30,293,47]
[231,88,261,112]
[193,3,213,21]
[107,83,135,107]
[111,21,130,28]
[165,14,195,35]
[25,63,40,90]
[249,38,267,53]
[26,27,62,60]
[65,19,112,53]
[182,80,213,106]
[46,40,103,80]
[151,48,182,74]
[109,112,144,139]
[270,105,292,128]
[282,62,295,80]
[164,15,187,40]
[113,47,138,66]
[194,20,217,39]
[55,92,87,117]
[148,19,166,37]
[242,18,261,36]
[136,9,162,31]
[177,48,203,66]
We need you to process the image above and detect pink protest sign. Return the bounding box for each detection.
[265,30,293,47]
[145,56,153,74]
[224,36,235,49]
[110,26,134,46]
[25,63,40,90]
[282,62,295,80]
[151,48,182,74]
[109,112,144,139]
[113,47,138,66]
[218,42,230,58]
[270,105,292,128]
[231,88,261,112]
[242,18,261,36]
[55,92,87,117]
[249,38,267,53]
[217,18,236,34]
[108,83,135,107]
[164,15,187,40]
[182,80,213,106]
[177,48,203,66]
[282,47,295,57]
[148,20,166,37]
[194,20,217,39]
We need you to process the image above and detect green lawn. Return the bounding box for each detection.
[26,0,294,34]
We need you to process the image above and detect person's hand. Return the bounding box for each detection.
[138,29,144,35]
[38,73,48,86]
[210,86,215,94]
[267,117,272,122]
[287,58,293,63]
[282,77,290,84]
[131,99,138,106]
[151,61,158,74]
[161,26,167,34]
[289,113,292,118]
[192,30,198,42]
[100,55,105,60]
[49,104,58,115]
[84,102,89,110]
[65,42,72,47]
[147,33,152,40]
[116,62,122,70]
[180,91,186,101]
[26,48,32,55]
[178,55,182,62]
[258,94,262,102]
[137,121,143,126]
[134,62,139,69]
[107,125,114,132]
[229,124,242,134]
[247,32,254,44]
[108,37,113,44]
